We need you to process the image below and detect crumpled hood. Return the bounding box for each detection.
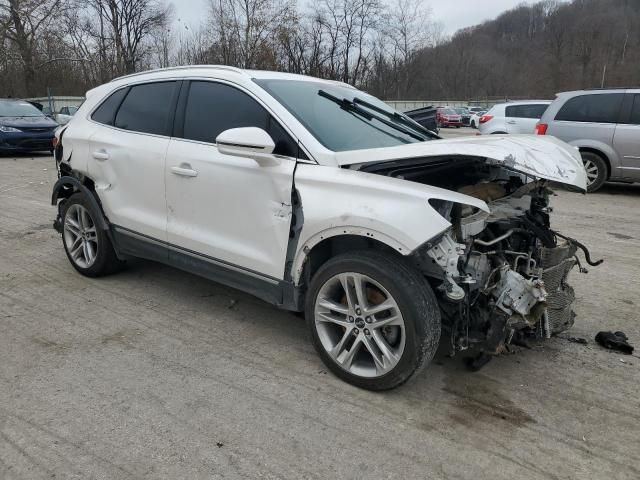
[334,134,588,191]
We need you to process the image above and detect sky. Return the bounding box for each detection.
[171,0,560,35]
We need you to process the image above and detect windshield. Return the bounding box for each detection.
[0,101,45,117]
[254,79,430,152]
[454,108,468,114]
[442,108,457,115]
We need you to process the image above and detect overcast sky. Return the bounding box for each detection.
[171,0,557,35]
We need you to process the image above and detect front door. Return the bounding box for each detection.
[165,80,298,280]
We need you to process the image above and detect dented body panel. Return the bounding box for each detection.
[291,163,489,284]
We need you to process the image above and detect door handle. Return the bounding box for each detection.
[506,120,517,125]
[170,165,198,177]
[92,149,109,161]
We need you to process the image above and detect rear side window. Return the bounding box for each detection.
[506,104,548,119]
[555,93,624,123]
[180,81,298,157]
[630,95,640,125]
[91,88,128,125]
[114,82,176,135]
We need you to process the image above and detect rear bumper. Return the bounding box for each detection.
[0,131,55,153]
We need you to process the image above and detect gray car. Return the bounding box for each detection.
[537,88,640,192]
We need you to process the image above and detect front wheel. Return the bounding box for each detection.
[305,251,441,390]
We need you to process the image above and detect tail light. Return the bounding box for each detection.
[479,115,493,124]
[536,123,548,135]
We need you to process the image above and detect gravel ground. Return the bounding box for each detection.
[1,153,639,480]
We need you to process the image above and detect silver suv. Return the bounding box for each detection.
[537,88,640,192]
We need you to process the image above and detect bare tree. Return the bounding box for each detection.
[0,0,65,95]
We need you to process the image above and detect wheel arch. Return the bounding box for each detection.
[52,175,109,231]
[293,230,409,287]
[576,147,611,179]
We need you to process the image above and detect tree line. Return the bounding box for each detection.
[1,0,638,102]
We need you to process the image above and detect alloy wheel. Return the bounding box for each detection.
[314,272,406,378]
[63,204,99,268]
[582,158,599,187]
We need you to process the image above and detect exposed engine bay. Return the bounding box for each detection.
[360,156,602,363]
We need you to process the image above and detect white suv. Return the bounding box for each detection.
[479,101,551,135]
[52,66,596,390]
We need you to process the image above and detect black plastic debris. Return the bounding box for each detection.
[568,337,588,345]
[595,331,634,355]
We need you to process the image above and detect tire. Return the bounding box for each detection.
[305,250,441,390]
[61,192,122,277]
[580,151,607,193]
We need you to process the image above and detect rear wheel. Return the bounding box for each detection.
[61,193,122,277]
[581,151,607,192]
[305,251,441,390]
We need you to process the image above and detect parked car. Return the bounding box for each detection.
[0,99,58,154]
[470,111,486,129]
[51,66,596,390]
[436,107,462,128]
[536,88,640,192]
[404,105,439,133]
[467,106,485,114]
[479,101,551,135]
[453,107,471,126]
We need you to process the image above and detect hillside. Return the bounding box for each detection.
[401,0,640,100]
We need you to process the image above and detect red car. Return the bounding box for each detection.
[437,107,462,128]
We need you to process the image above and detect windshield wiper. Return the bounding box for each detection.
[352,97,439,139]
[318,90,428,142]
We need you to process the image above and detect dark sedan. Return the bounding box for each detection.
[0,99,58,154]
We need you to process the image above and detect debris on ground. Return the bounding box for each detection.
[567,337,588,345]
[595,331,634,355]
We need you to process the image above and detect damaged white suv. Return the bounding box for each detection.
[52,66,600,390]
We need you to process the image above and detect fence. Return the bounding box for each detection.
[25,96,85,113]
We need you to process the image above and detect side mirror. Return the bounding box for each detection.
[216,127,275,162]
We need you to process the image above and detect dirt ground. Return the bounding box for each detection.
[1,153,639,479]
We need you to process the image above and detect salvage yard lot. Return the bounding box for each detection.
[1,152,639,479]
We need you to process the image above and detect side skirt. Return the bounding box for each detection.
[111,226,302,311]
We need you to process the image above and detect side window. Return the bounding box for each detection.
[114,82,176,135]
[181,81,298,157]
[506,104,547,119]
[91,88,128,125]
[555,93,624,123]
[630,95,640,125]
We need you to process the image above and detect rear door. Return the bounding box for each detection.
[613,93,640,175]
[88,81,179,241]
[505,104,548,134]
[165,80,298,280]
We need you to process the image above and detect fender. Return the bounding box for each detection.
[291,163,489,284]
[51,176,110,231]
[568,139,621,175]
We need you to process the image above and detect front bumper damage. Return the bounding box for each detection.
[414,183,602,362]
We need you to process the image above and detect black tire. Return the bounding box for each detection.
[61,192,122,277]
[580,151,607,193]
[305,250,441,391]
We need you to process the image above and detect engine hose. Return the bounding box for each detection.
[552,230,604,267]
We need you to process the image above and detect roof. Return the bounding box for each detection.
[110,65,352,88]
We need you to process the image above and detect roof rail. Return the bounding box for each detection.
[110,65,245,83]
[581,87,634,91]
